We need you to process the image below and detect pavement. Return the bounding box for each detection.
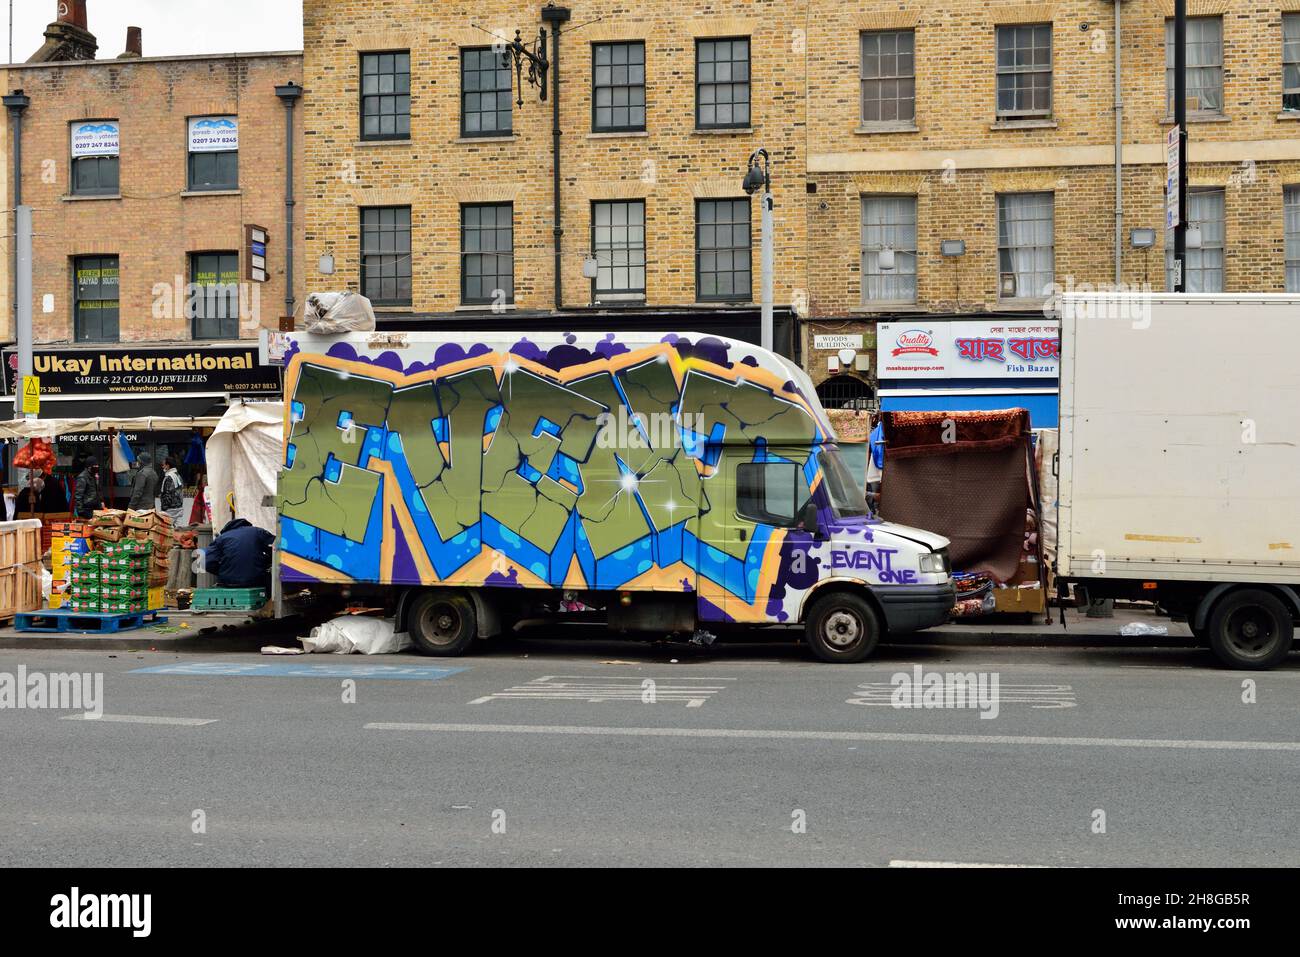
[0,604,1295,867]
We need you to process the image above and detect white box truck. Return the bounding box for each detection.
[1057,293,1300,668]
[269,330,955,662]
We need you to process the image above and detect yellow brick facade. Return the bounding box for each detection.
[0,52,304,346]
[300,1,1300,394]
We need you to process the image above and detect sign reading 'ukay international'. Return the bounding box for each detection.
[3,346,280,397]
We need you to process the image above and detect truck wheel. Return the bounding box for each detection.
[407,591,477,657]
[1206,589,1294,670]
[804,591,881,663]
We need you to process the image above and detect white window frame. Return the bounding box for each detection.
[860,195,918,304]
[1166,188,1226,293]
[997,192,1055,301]
[1165,17,1224,117]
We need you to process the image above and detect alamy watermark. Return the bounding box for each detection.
[0,666,103,717]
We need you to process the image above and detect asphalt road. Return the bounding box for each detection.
[1,632,1296,867]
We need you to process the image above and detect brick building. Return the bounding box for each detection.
[0,2,304,392]
[300,0,1300,413]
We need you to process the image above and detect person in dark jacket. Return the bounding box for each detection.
[15,470,67,515]
[203,518,274,590]
[74,460,101,519]
[127,453,160,511]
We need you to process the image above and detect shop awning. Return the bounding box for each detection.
[0,411,225,440]
[879,391,1059,429]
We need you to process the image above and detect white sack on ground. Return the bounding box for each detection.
[303,291,376,334]
[302,616,412,655]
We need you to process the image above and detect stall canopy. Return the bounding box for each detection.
[0,415,224,441]
[206,402,283,535]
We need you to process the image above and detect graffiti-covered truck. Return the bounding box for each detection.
[271,331,955,662]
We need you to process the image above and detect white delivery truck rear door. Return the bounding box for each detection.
[1057,294,1300,584]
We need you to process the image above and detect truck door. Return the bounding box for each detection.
[694,446,813,624]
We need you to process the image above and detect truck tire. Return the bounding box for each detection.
[407,590,477,657]
[804,591,881,663]
[1206,589,1294,670]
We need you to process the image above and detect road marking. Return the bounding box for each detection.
[363,721,1300,753]
[469,675,734,707]
[62,713,217,726]
[130,662,467,681]
[889,860,1049,869]
[848,682,1077,710]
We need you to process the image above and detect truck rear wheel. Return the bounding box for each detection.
[1206,589,1294,670]
[408,591,477,657]
[804,591,881,663]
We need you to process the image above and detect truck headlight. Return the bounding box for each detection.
[919,549,950,574]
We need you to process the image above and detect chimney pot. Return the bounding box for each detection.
[124,26,142,58]
[57,1,89,31]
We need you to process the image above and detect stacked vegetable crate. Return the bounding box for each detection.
[68,540,153,615]
[50,521,94,610]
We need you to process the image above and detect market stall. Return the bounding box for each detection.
[0,415,222,553]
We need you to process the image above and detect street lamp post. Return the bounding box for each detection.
[743,149,774,354]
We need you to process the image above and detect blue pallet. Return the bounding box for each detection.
[14,609,168,634]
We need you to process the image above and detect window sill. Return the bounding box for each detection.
[990,118,1057,130]
[373,305,415,313]
[587,130,649,139]
[1160,114,1230,124]
[855,122,919,135]
[455,303,516,312]
[1277,111,1300,121]
[692,127,753,136]
[996,298,1051,312]
[455,134,518,144]
[181,189,241,198]
[62,193,122,202]
[355,138,412,148]
[592,296,647,306]
[692,300,754,308]
[850,302,923,314]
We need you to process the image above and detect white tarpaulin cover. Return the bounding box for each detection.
[0,416,223,440]
[206,402,282,534]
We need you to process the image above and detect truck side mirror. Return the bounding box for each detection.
[798,501,820,536]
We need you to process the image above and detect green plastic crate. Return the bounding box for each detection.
[189,587,268,612]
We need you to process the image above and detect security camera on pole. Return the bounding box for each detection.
[743,149,774,354]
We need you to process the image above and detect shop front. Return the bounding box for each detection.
[1,344,281,522]
[874,318,1060,428]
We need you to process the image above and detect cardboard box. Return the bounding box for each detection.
[992,586,1046,614]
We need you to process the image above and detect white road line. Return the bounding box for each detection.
[363,721,1300,753]
[889,860,1049,869]
[62,713,217,726]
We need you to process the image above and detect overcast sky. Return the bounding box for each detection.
[6,0,303,62]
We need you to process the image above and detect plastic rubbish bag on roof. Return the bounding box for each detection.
[303,291,377,334]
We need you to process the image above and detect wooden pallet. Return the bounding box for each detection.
[13,608,168,634]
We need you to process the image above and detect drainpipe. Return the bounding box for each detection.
[275,82,303,324]
[541,4,570,310]
[4,90,30,341]
[1112,1,1123,287]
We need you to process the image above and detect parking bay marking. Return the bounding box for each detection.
[469,675,735,707]
[62,713,217,726]
[848,682,1077,710]
[364,721,1300,753]
[130,662,468,681]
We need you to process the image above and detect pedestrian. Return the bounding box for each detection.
[74,458,101,519]
[127,452,160,512]
[159,456,185,527]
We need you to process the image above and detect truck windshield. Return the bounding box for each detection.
[819,447,870,519]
